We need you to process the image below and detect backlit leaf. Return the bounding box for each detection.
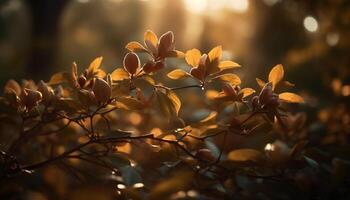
[48,72,69,85]
[167,69,190,80]
[256,78,266,88]
[208,46,222,62]
[228,149,265,163]
[144,30,158,47]
[185,49,201,67]
[88,56,103,72]
[125,41,147,52]
[111,68,130,81]
[268,64,284,90]
[239,88,255,98]
[167,90,181,115]
[279,92,305,103]
[214,74,241,85]
[219,60,240,70]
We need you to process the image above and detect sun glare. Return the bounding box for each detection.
[184,0,249,14]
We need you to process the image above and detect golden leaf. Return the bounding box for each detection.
[200,111,217,123]
[268,64,284,90]
[116,97,144,110]
[256,78,266,88]
[239,88,255,98]
[279,92,305,103]
[228,149,265,163]
[167,69,190,79]
[208,46,222,62]
[167,90,181,115]
[185,49,201,67]
[214,74,241,85]
[218,60,240,70]
[88,56,103,72]
[49,72,68,85]
[110,68,130,81]
[125,41,147,52]
[144,30,158,47]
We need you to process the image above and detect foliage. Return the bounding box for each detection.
[0,30,347,200]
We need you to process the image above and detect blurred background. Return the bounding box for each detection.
[0,0,349,101]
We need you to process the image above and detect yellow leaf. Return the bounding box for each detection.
[268,64,284,90]
[185,49,201,67]
[208,46,222,62]
[144,30,158,47]
[125,41,147,52]
[228,149,264,163]
[110,68,130,81]
[49,72,68,85]
[256,78,266,88]
[116,97,144,110]
[205,90,219,100]
[214,73,241,85]
[167,69,190,79]
[88,56,103,72]
[167,90,181,115]
[239,88,255,98]
[279,92,305,103]
[200,111,217,123]
[219,61,240,70]
[95,69,106,78]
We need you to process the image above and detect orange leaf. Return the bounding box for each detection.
[239,88,255,98]
[208,46,222,62]
[88,56,103,72]
[185,49,201,67]
[125,41,147,52]
[213,74,241,85]
[167,69,190,80]
[228,149,265,163]
[256,78,266,88]
[219,60,240,70]
[279,92,305,103]
[144,30,158,47]
[268,64,284,90]
[110,68,130,81]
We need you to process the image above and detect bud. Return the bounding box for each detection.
[251,96,260,109]
[92,78,111,103]
[78,89,97,107]
[78,75,87,88]
[142,61,155,74]
[123,52,140,75]
[153,60,165,71]
[259,83,273,105]
[22,88,42,110]
[37,81,54,104]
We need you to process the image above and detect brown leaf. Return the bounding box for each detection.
[93,78,111,103]
[123,52,140,75]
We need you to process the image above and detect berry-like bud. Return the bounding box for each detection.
[92,78,111,103]
[78,75,87,88]
[37,81,54,104]
[22,88,42,110]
